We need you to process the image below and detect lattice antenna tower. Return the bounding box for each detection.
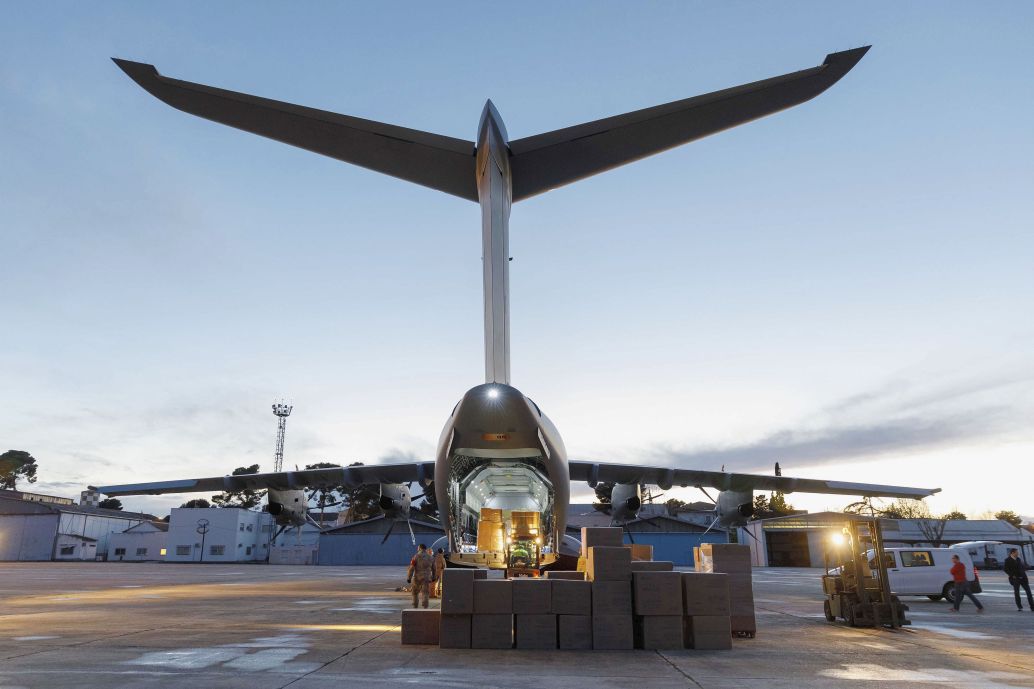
[271,400,293,473]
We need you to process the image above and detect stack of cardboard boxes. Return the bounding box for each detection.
[477,508,505,553]
[698,543,756,637]
[401,529,756,649]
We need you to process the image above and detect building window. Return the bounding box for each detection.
[246,524,253,532]
[246,546,252,555]
[239,524,244,531]
[210,545,226,556]
[114,548,126,556]
[60,546,75,556]
[160,548,167,556]
[176,545,191,556]
[136,548,148,556]
[901,551,935,567]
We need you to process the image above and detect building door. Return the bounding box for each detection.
[766,531,811,567]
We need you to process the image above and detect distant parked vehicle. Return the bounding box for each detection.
[863,547,981,603]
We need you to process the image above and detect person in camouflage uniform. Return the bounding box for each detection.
[407,543,435,608]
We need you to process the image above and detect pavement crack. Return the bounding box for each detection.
[655,649,704,689]
[277,625,401,688]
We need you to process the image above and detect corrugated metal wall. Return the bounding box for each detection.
[316,531,726,566]
[318,533,446,565]
[0,514,59,561]
[622,533,729,566]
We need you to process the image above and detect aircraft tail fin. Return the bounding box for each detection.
[112,59,478,201]
[508,47,869,201]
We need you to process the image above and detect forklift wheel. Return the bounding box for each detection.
[843,603,856,627]
[823,599,836,622]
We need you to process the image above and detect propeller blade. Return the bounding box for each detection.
[381,519,397,545]
[699,487,717,505]
[406,518,416,546]
[701,515,721,536]
[742,527,761,545]
[623,522,635,545]
[409,492,426,501]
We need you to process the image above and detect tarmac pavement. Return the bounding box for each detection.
[0,563,1031,688]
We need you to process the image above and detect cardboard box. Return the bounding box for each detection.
[474,579,512,613]
[441,569,475,614]
[471,614,513,649]
[510,510,541,537]
[682,572,730,615]
[514,614,557,649]
[631,560,674,572]
[634,615,684,650]
[473,569,488,580]
[689,633,732,650]
[730,614,757,634]
[512,578,551,614]
[544,571,585,580]
[480,507,503,523]
[477,521,505,552]
[684,615,732,650]
[632,571,683,616]
[591,580,632,615]
[693,546,701,571]
[587,546,631,582]
[626,544,654,561]
[558,614,592,650]
[551,580,592,615]
[401,609,440,645]
[700,543,751,573]
[580,527,623,557]
[439,614,471,648]
[592,615,633,650]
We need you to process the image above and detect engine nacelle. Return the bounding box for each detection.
[609,483,642,524]
[378,483,411,520]
[265,488,307,527]
[715,490,754,528]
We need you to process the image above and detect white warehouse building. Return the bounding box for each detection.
[108,521,168,561]
[165,507,274,563]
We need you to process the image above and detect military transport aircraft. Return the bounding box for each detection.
[98,46,939,569]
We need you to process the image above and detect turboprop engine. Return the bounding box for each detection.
[609,483,643,523]
[714,490,754,529]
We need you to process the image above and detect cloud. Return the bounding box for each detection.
[651,368,1033,473]
[653,406,1013,473]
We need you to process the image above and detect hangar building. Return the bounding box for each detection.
[740,512,1034,567]
[0,489,156,561]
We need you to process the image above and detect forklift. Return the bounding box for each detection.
[822,518,910,628]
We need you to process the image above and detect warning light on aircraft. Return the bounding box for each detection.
[487,387,500,399]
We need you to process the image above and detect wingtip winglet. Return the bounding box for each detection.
[822,45,871,70]
[111,57,160,83]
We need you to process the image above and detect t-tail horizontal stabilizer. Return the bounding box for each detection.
[113,47,869,202]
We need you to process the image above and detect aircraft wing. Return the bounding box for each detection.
[567,461,938,500]
[96,461,436,497]
[112,59,478,201]
[509,46,869,201]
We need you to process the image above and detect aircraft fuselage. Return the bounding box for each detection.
[434,383,570,566]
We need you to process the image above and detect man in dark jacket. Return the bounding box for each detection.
[1004,548,1034,612]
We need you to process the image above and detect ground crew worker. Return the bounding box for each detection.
[406,543,434,609]
[433,547,446,597]
[1004,548,1034,612]
[949,554,984,613]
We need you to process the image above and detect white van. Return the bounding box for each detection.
[864,547,981,603]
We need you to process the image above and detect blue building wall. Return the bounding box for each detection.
[622,532,729,566]
[318,531,727,566]
[318,533,446,566]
